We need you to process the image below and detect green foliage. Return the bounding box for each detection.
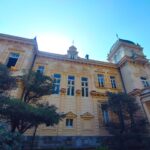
[22,71,54,103]
[0,64,16,94]
[107,92,139,115]
[0,97,65,134]
[96,146,109,150]
[107,92,141,133]
[0,123,22,150]
[104,133,150,150]
[0,64,64,150]
[56,146,66,150]
[36,103,65,126]
[104,92,149,150]
[0,64,64,134]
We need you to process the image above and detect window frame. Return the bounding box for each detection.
[67,75,75,96]
[6,52,20,68]
[66,118,73,128]
[110,76,117,88]
[97,74,105,87]
[53,73,61,94]
[37,66,45,74]
[141,77,149,88]
[81,77,89,97]
[101,104,110,125]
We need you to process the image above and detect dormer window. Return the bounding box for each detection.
[67,45,78,59]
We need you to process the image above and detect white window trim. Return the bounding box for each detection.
[98,74,105,87]
[66,119,73,128]
[67,76,75,96]
[81,77,88,97]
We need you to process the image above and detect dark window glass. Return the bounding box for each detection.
[141,77,149,88]
[53,74,61,94]
[110,76,116,88]
[98,74,105,87]
[101,104,109,124]
[67,75,75,96]
[66,119,73,128]
[37,66,44,74]
[81,77,88,97]
[6,53,19,68]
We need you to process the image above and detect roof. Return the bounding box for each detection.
[118,39,136,45]
[108,38,142,60]
[37,50,117,68]
[0,33,36,45]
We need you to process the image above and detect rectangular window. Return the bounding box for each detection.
[37,66,44,74]
[53,74,61,94]
[101,104,109,124]
[110,76,117,88]
[98,74,105,87]
[6,52,20,68]
[67,75,75,96]
[81,77,88,97]
[141,77,149,88]
[66,119,73,128]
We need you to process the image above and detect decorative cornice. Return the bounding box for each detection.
[128,88,141,96]
[37,51,118,69]
[80,112,94,120]
[117,56,149,68]
[129,88,150,102]
[140,87,150,96]
[90,90,107,98]
[0,33,35,45]
[66,112,77,118]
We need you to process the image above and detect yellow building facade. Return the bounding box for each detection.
[0,33,150,148]
[108,39,150,123]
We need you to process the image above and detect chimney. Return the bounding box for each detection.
[85,54,89,60]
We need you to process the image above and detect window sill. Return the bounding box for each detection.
[96,86,106,89]
[9,66,17,71]
[51,94,60,97]
[65,127,74,129]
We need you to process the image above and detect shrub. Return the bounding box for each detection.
[0,123,22,150]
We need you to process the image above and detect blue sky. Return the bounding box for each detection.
[0,0,150,61]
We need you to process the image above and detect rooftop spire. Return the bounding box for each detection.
[116,33,119,39]
[72,40,74,46]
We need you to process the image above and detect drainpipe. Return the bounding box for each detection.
[21,37,38,100]
[30,37,38,71]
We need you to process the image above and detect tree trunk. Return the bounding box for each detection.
[10,120,17,133]
[11,125,16,133]
[23,90,30,103]
[129,112,135,128]
[30,125,38,150]
[118,105,125,133]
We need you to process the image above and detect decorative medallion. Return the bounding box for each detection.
[60,88,66,94]
[76,89,81,95]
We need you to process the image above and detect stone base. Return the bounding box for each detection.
[23,136,108,149]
